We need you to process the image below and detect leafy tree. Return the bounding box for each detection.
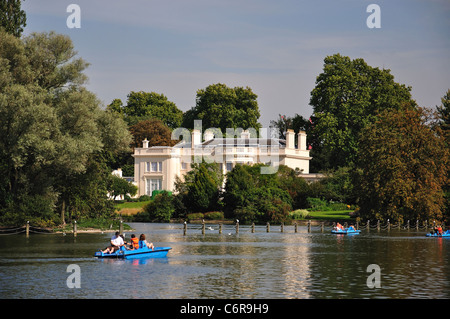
[129,119,177,148]
[108,174,137,200]
[310,53,414,170]
[224,164,293,223]
[175,162,223,214]
[140,192,174,222]
[436,89,450,221]
[357,104,449,223]
[0,0,26,37]
[436,89,450,144]
[183,83,261,134]
[0,30,131,226]
[111,91,183,129]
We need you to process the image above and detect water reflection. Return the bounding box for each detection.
[0,223,449,299]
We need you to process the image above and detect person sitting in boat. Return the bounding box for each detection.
[436,225,443,235]
[101,232,124,254]
[139,233,154,250]
[334,223,344,231]
[347,225,356,231]
[129,234,139,250]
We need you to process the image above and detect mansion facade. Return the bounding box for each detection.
[133,129,314,197]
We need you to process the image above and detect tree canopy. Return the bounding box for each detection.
[309,53,414,170]
[0,30,131,226]
[108,91,183,129]
[0,0,26,37]
[183,83,261,134]
[357,104,449,223]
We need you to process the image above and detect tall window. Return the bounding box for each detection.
[146,178,162,196]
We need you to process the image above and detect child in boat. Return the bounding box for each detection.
[139,233,154,250]
[334,222,344,231]
[129,234,139,250]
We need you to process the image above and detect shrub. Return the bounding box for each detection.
[138,195,152,202]
[289,209,310,220]
[187,212,204,221]
[139,192,174,222]
[204,211,224,220]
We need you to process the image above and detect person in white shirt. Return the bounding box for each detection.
[101,232,124,254]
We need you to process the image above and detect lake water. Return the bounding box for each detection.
[0,222,449,299]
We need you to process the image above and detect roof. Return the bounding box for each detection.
[174,137,286,148]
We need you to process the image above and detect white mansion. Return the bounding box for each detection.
[133,129,315,197]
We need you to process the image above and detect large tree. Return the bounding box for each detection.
[129,119,177,148]
[0,0,26,37]
[357,104,449,223]
[108,91,183,129]
[183,83,261,135]
[309,54,414,170]
[0,30,131,226]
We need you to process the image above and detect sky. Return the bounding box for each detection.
[21,0,450,128]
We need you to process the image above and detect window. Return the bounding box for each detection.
[146,178,162,196]
[226,162,233,172]
[146,161,162,172]
[181,162,187,170]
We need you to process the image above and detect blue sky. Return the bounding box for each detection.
[22,0,450,127]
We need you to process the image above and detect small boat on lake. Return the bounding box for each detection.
[331,228,361,235]
[426,230,450,238]
[94,246,172,259]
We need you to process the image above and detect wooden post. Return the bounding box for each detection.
[407,220,410,230]
[219,223,222,234]
[202,220,205,235]
[236,220,239,234]
[26,221,29,238]
[281,223,284,233]
[294,222,298,233]
[307,220,311,233]
[356,220,359,230]
[266,222,270,233]
[387,219,390,231]
[416,220,419,231]
[119,220,123,235]
[367,220,370,231]
[251,223,255,233]
[183,221,187,236]
[321,222,324,233]
[377,220,380,231]
[73,220,77,237]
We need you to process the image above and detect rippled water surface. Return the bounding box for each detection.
[0,223,449,298]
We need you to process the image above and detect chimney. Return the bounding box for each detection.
[192,129,201,148]
[286,129,295,149]
[142,138,149,148]
[298,131,307,151]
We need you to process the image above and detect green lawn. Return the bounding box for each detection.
[115,201,150,210]
[307,210,353,220]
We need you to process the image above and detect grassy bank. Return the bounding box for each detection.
[307,210,353,220]
[115,200,150,216]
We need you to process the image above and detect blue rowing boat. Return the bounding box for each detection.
[331,228,361,235]
[426,230,450,238]
[94,246,172,259]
